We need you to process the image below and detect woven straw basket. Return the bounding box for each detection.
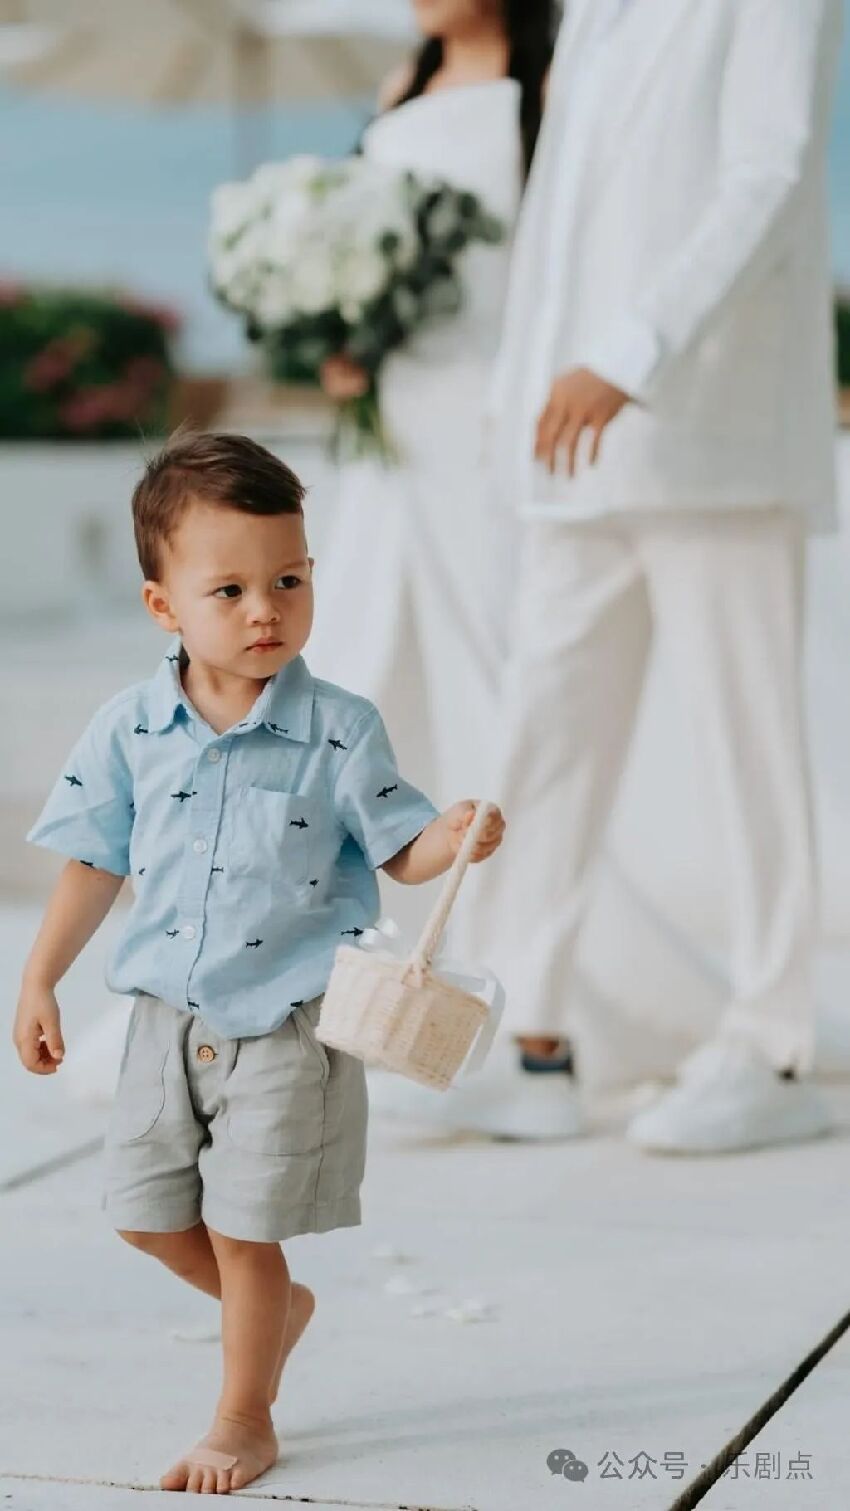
[316,801,499,1091]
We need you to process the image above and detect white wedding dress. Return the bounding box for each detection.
[308,80,524,808]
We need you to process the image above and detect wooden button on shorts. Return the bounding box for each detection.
[102,992,368,1243]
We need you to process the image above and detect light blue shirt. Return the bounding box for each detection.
[27,643,440,1039]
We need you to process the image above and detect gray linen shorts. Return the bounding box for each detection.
[102,992,368,1243]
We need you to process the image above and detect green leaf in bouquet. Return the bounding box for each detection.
[264,310,344,385]
[391,285,420,331]
[286,336,332,372]
[440,230,468,257]
[455,191,478,220]
[420,275,463,321]
[346,313,402,370]
[475,212,505,245]
[379,230,403,261]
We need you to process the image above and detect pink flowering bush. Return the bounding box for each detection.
[0,285,180,439]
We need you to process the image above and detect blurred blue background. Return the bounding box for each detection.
[1,18,848,373]
[0,90,365,370]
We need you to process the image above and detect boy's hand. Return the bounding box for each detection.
[445,801,505,863]
[13,982,65,1075]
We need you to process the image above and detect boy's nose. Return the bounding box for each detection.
[247,597,280,624]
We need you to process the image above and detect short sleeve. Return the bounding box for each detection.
[26,703,134,877]
[333,707,439,870]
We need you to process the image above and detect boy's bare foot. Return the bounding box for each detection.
[160,1410,279,1494]
[270,1282,315,1403]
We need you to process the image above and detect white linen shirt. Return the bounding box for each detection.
[27,642,440,1039]
[489,0,840,528]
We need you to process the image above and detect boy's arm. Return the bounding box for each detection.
[14,861,124,1074]
[382,801,505,886]
[332,706,504,882]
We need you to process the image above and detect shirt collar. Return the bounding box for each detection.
[144,639,315,744]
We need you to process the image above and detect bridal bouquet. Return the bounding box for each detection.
[209,155,504,457]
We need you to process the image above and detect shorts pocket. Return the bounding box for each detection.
[224,1012,327,1157]
[107,1000,169,1143]
[294,998,331,1084]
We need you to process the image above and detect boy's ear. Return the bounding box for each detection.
[141,580,180,633]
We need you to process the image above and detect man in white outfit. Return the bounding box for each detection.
[448,0,843,1152]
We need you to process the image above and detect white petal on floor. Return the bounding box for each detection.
[370,1244,415,1263]
[444,1298,497,1323]
[383,1275,437,1297]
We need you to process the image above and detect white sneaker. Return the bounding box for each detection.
[366,1038,585,1142]
[625,1035,834,1155]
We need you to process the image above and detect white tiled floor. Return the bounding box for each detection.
[3,927,850,1511]
[700,1318,850,1510]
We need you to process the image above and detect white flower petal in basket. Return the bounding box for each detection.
[316,803,504,1091]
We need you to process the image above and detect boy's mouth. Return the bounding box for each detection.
[248,638,282,653]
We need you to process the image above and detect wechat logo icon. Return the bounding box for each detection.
[547,1448,589,1482]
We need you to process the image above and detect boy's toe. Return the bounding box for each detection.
[159,1461,189,1491]
[216,1468,233,1494]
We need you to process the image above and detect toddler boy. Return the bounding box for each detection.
[14,430,504,1495]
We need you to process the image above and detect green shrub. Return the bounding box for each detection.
[0,284,180,440]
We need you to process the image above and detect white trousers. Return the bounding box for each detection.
[463,507,818,1074]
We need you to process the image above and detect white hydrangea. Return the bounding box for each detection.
[208,151,493,362]
[209,155,424,330]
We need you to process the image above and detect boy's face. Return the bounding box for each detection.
[142,498,314,681]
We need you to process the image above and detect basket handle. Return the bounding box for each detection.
[405,801,495,980]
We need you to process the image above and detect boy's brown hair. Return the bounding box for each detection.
[132,428,305,580]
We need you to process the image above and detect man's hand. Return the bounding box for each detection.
[14,981,65,1075]
[445,801,505,863]
[535,367,631,476]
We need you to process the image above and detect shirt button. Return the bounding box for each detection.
[181,924,196,941]
[192,838,208,854]
[197,1044,216,1063]
[206,748,222,764]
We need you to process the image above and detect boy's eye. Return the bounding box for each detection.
[276,574,303,590]
[213,584,242,599]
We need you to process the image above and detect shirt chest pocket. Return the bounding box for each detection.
[222,786,339,894]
